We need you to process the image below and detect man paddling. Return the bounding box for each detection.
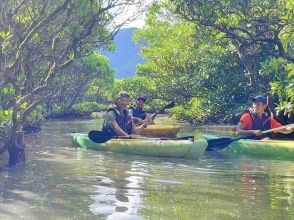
[236,95,294,138]
[129,96,156,125]
[102,93,145,137]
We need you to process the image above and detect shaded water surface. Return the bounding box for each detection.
[0,119,293,219]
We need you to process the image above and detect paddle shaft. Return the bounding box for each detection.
[234,123,294,140]
[261,123,294,134]
[115,135,159,140]
[113,135,193,141]
[150,101,175,120]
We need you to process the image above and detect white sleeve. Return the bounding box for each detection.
[128,108,133,117]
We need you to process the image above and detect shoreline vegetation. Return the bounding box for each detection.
[1,0,293,166]
[41,110,293,138]
[22,110,238,144]
[23,109,292,142]
[41,110,238,130]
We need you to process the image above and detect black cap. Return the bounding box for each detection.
[249,95,267,105]
[137,96,146,102]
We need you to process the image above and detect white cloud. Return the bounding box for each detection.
[111,0,155,28]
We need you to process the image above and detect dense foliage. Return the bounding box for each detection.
[44,52,114,116]
[0,0,293,166]
[0,0,146,165]
[119,0,293,124]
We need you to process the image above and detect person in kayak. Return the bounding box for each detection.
[236,95,294,138]
[102,93,145,137]
[129,96,156,125]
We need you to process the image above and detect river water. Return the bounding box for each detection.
[0,118,293,220]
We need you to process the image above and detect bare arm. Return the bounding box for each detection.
[236,122,263,136]
[111,122,129,136]
[105,112,129,136]
[150,110,160,121]
[144,115,155,125]
[132,116,144,125]
[133,121,146,135]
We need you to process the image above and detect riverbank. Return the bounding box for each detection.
[41,111,293,138]
[44,110,238,134]
[198,125,236,135]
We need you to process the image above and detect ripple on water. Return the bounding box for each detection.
[1,119,293,220]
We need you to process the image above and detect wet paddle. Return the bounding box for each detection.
[206,123,294,151]
[88,130,116,143]
[150,101,175,121]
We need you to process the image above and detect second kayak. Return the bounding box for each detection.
[223,139,294,159]
[143,125,181,137]
[204,134,294,159]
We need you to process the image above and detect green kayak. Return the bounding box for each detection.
[71,133,208,159]
[223,139,294,159]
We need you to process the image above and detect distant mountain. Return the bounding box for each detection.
[103,27,145,79]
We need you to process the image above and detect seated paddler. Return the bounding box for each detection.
[129,96,156,126]
[236,95,294,138]
[102,93,145,137]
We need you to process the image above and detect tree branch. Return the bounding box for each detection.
[20,92,53,125]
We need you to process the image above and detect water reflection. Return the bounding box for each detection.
[89,157,146,219]
[0,119,293,219]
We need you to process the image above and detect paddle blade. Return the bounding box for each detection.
[206,134,255,151]
[163,101,175,110]
[88,130,112,143]
[206,137,235,151]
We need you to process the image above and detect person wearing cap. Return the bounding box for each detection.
[102,93,145,137]
[129,96,155,126]
[236,95,294,138]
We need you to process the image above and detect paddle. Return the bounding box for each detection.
[88,130,116,143]
[88,130,193,143]
[206,123,294,151]
[150,101,175,121]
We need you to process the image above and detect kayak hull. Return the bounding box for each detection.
[223,139,294,159]
[143,125,181,137]
[71,133,207,160]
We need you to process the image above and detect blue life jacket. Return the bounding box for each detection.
[102,108,133,136]
[129,106,147,120]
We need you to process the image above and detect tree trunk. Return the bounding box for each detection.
[7,132,26,167]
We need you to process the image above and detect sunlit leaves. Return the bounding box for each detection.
[171,97,207,123]
[285,0,294,11]
[114,76,156,101]
[0,30,12,53]
[259,58,294,115]
[13,5,35,24]
[1,84,15,96]
[0,109,12,122]
[286,63,294,77]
